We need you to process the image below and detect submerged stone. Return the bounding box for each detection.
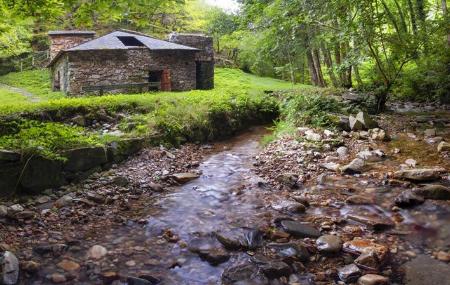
[338,264,361,283]
[280,220,320,238]
[222,262,269,285]
[216,228,263,250]
[267,243,310,262]
[171,173,200,183]
[316,235,343,254]
[394,190,425,208]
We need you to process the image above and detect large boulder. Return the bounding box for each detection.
[349,112,379,131]
[20,157,66,193]
[107,138,145,163]
[413,184,450,200]
[393,168,446,182]
[0,251,19,285]
[63,147,108,172]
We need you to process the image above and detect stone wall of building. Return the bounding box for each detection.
[48,32,96,59]
[168,33,215,90]
[61,48,197,95]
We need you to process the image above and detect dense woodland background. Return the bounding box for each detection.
[0,0,449,109]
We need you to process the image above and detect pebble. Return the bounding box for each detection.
[357,274,389,285]
[57,259,80,271]
[316,235,343,253]
[280,220,321,238]
[50,273,67,283]
[87,245,108,260]
[338,264,361,282]
[341,158,365,174]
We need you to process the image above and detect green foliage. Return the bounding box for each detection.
[0,120,101,160]
[0,69,63,101]
[0,87,28,104]
[280,89,345,128]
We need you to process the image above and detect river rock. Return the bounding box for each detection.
[357,274,389,285]
[86,192,105,204]
[305,130,322,142]
[20,261,40,274]
[54,195,73,208]
[437,141,450,152]
[394,190,425,207]
[0,205,8,217]
[111,176,129,187]
[341,158,366,174]
[188,237,230,266]
[271,200,306,213]
[369,128,389,141]
[316,235,343,253]
[57,259,80,271]
[33,244,68,256]
[337,146,349,158]
[356,112,379,129]
[276,173,299,189]
[0,251,19,285]
[393,168,445,182]
[405,158,417,168]
[354,251,380,271]
[171,173,200,183]
[346,195,374,205]
[222,262,268,285]
[13,210,36,220]
[343,238,389,264]
[320,162,341,172]
[346,212,394,230]
[424,128,436,137]
[8,204,23,213]
[87,245,108,260]
[267,243,310,262]
[280,220,320,238]
[349,115,365,131]
[413,184,450,200]
[338,264,361,282]
[216,228,263,250]
[357,150,385,162]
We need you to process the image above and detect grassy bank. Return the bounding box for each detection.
[0,68,291,159]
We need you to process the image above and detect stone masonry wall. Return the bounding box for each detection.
[49,34,95,59]
[64,48,197,95]
[168,33,214,62]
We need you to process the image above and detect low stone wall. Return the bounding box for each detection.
[0,138,144,196]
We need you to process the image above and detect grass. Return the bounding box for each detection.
[0,68,291,159]
[0,87,28,104]
[0,69,64,102]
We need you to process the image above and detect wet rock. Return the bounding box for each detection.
[251,256,292,279]
[271,200,306,213]
[320,162,341,172]
[394,190,425,207]
[57,260,80,271]
[414,184,450,200]
[222,263,269,285]
[280,220,320,238]
[316,235,343,254]
[338,264,361,283]
[216,228,263,250]
[87,245,108,260]
[111,176,129,187]
[54,195,73,208]
[403,254,450,285]
[267,243,310,262]
[188,237,230,266]
[33,244,67,256]
[0,205,8,217]
[20,260,40,274]
[343,238,389,264]
[346,213,394,230]
[13,210,36,220]
[337,146,349,158]
[393,168,445,182]
[357,274,389,285]
[126,276,158,285]
[357,150,385,162]
[424,128,436,137]
[341,158,366,174]
[305,130,322,142]
[86,192,105,204]
[8,204,23,213]
[0,251,19,285]
[437,141,450,152]
[276,173,299,189]
[346,195,374,205]
[354,251,380,271]
[171,173,200,183]
[50,273,66,283]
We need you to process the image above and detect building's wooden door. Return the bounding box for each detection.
[160,69,171,91]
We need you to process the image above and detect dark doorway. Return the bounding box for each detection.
[196,61,214,90]
[148,70,162,91]
[54,71,61,91]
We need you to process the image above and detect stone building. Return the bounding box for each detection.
[47,30,214,95]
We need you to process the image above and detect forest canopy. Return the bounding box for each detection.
[0,0,448,109]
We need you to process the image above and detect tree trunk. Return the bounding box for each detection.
[306,50,319,86]
[354,65,363,87]
[442,0,450,46]
[407,0,418,35]
[321,44,339,87]
[313,48,326,87]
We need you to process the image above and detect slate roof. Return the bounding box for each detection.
[48,31,96,36]
[48,30,198,67]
